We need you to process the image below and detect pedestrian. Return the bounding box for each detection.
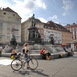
[40,48,51,60]
[63,46,68,52]
[10,49,17,59]
[45,49,51,60]
[0,46,3,57]
[40,48,46,59]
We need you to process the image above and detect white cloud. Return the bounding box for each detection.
[35,0,46,9]
[38,17,47,23]
[48,15,59,24]
[49,15,58,20]
[62,0,74,11]
[0,0,46,22]
[24,0,35,10]
[0,0,11,8]
[62,12,66,16]
[55,22,59,24]
[62,0,74,16]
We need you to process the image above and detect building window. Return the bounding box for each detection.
[0,23,2,26]
[8,17,11,19]
[73,31,74,35]
[0,23,3,34]
[70,28,71,32]
[13,14,15,16]
[0,37,2,42]
[16,18,20,22]
[73,28,74,31]
[75,35,76,39]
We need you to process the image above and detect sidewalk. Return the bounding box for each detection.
[0,52,77,77]
[1,51,74,59]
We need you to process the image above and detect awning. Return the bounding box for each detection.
[75,45,77,46]
[61,44,68,46]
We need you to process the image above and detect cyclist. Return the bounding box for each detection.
[22,43,30,69]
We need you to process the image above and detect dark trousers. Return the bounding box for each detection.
[46,53,51,57]
[41,54,46,59]
[41,52,51,59]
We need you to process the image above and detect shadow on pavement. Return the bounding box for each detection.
[16,69,49,77]
[19,70,30,75]
[31,69,49,77]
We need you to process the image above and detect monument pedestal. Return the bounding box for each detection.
[28,14,41,44]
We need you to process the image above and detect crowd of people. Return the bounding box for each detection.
[0,43,74,62]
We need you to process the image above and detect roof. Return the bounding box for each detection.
[44,21,70,32]
[2,7,21,18]
[65,24,77,28]
[22,17,44,25]
[2,7,16,13]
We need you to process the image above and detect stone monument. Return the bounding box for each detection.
[49,34,54,44]
[10,32,17,49]
[4,27,17,53]
[28,14,41,44]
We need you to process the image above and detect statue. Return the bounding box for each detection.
[31,14,36,27]
[28,14,41,44]
[10,27,17,48]
[49,34,54,44]
[35,30,41,39]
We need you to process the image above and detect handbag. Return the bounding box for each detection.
[10,55,14,59]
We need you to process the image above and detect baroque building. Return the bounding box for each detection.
[0,7,21,44]
[21,15,72,44]
[65,23,77,43]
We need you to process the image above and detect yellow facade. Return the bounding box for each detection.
[62,31,72,44]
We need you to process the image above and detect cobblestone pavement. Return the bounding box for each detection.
[0,52,77,77]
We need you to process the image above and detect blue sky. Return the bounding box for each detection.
[0,0,77,26]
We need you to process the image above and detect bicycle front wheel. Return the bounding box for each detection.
[11,59,22,71]
[29,59,38,70]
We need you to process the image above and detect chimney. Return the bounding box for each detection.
[66,24,70,27]
[47,21,52,24]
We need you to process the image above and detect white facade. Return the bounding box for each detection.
[0,7,21,44]
[44,29,62,44]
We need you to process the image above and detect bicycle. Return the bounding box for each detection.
[11,52,38,71]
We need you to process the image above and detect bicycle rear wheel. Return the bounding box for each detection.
[11,59,22,71]
[29,59,38,70]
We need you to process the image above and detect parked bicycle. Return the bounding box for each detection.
[11,52,38,71]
